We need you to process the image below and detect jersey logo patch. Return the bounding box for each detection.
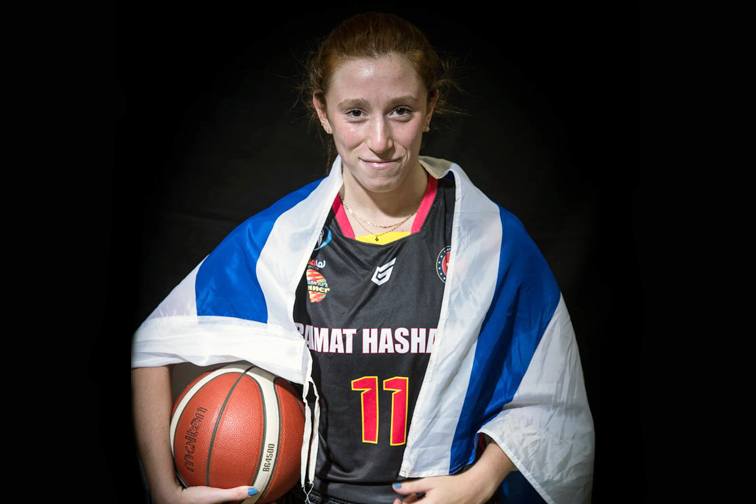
[436,245,451,283]
[314,226,333,251]
[371,257,397,286]
[306,259,330,303]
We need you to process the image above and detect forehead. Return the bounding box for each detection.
[328,53,424,105]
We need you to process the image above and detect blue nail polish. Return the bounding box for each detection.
[248,487,258,496]
[392,482,402,489]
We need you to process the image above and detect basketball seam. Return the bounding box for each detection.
[205,365,255,486]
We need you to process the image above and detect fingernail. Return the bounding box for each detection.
[392,482,401,489]
[248,487,258,496]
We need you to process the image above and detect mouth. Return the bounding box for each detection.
[361,158,400,169]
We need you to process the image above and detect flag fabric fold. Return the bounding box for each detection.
[131,154,594,503]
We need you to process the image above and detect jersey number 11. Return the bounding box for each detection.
[351,376,409,446]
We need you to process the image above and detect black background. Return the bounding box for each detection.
[48,3,671,503]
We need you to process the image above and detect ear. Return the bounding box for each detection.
[424,89,440,130]
[312,93,333,135]
[428,88,440,114]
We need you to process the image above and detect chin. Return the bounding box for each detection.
[347,164,396,185]
[360,177,399,193]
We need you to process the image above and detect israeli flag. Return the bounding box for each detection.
[131,154,595,503]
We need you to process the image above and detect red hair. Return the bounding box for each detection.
[294,11,467,172]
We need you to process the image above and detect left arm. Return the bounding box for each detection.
[462,433,516,501]
[392,434,516,504]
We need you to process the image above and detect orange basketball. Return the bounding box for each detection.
[170,362,305,503]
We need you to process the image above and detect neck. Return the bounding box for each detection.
[340,160,428,222]
[340,158,428,222]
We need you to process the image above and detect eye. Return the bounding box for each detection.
[344,106,413,120]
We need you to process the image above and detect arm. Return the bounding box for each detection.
[132,365,259,504]
[131,365,181,504]
[391,433,516,504]
[462,433,516,502]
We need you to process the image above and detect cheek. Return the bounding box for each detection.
[333,123,362,146]
[400,118,426,140]
[404,124,426,146]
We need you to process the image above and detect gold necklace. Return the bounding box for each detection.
[342,199,418,242]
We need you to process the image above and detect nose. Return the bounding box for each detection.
[366,116,394,153]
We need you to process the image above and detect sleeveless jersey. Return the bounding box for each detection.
[292,170,456,502]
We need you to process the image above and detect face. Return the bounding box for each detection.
[313,52,438,193]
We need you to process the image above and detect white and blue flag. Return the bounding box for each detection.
[131,154,595,503]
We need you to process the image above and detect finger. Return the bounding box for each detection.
[393,480,431,496]
[395,492,423,504]
[218,485,258,503]
[393,482,412,496]
[395,498,419,504]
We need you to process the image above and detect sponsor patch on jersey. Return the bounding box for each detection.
[306,258,330,303]
[314,226,333,251]
[435,245,451,283]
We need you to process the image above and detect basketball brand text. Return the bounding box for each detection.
[182,406,208,472]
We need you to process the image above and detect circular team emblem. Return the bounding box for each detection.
[314,226,333,251]
[435,245,451,283]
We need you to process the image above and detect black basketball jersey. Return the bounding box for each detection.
[292,170,456,503]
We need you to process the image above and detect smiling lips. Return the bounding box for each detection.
[362,158,399,168]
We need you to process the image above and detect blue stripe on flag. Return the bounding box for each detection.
[195,177,325,322]
[450,205,560,501]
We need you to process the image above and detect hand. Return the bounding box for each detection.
[156,483,258,504]
[391,471,492,504]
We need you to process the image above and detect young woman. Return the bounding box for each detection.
[132,11,594,504]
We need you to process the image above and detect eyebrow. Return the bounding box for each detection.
[337,95,419,108]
